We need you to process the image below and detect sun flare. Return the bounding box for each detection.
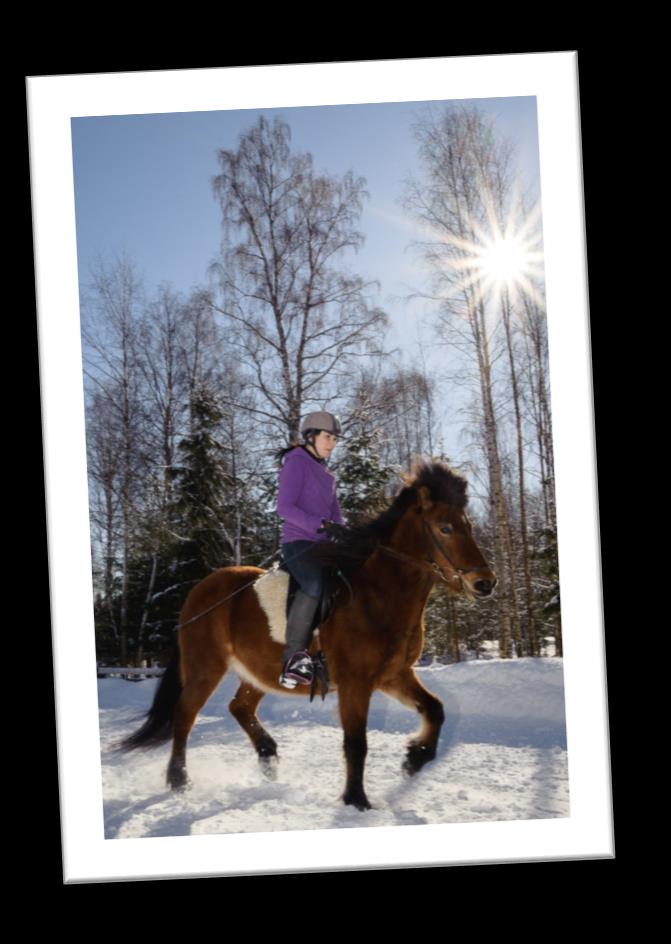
[465,196,545,313]
[425,188,545,318]
[478,235,530,287]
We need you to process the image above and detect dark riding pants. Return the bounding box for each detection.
[281,540,324,600]
[280,541,324,661]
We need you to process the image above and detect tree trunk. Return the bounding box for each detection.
[502,293,538,656]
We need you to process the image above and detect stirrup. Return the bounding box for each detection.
[279,649,314,688]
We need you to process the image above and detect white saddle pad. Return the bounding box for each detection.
[254,564,322,645]
[253,566,291,644]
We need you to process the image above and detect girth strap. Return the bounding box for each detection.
[309,650,330,702]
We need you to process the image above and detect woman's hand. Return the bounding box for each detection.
[318,520,349,541]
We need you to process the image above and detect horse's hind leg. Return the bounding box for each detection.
[228,683,278,780]
[380,669,445,776]
[167,670,226,791]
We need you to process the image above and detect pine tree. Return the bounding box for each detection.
[335,427,393,524]
[169,385,231,590]
[533,525,562,656]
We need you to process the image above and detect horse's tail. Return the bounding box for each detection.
[116,646,182,752]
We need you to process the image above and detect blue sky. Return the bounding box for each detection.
[72,96,541,458]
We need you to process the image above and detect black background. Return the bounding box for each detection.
[21,45,618,898]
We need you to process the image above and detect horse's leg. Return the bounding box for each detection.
[380,669,445,776]
[228,682,278,780]
[167,671,225,791]
[338,682,373,811]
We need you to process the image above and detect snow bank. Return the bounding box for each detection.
[99,658,568,839]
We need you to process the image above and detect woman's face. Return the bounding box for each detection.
[312,430,338,459]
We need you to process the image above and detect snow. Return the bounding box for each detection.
[98,657,569,839]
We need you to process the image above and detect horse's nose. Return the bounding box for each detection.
[474,578,495,596]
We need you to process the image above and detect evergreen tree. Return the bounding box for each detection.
[335,427,393,524]
[93,588,121,665]
[239,460,283,567]
[169,385,231,589]
[123,525,178,665]
[533,525,562,656]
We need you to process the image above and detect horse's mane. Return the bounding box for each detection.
[314,458,469,569]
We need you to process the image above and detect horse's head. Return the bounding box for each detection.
[313,458,497,601]
[399,460,497,600]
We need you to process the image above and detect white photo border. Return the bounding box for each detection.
[28,53,612,882]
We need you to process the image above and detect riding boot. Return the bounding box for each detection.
[282,590,320,665]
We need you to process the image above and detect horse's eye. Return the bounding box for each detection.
[440,525,452,535]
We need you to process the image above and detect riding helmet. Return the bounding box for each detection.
[300,411,342,436]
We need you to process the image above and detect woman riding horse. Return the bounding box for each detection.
[275,411,346,690]
[120,457,497,812]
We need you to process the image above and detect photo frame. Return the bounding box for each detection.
[28,53,612,882]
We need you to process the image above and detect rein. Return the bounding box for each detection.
[173,543,315,632]
[378,519,490,590]
[175,517,488,633]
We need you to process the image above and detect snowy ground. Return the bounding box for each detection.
[99,657,569,839]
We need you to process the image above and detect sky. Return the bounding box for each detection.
[71,96,542,461]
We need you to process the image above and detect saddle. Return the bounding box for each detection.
[253,559,352,702]
[278,559,347,630]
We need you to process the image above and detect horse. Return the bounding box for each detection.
[119,458,497,812]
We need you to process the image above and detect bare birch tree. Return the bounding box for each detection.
[378,365,437,471]
[402,103,519,657]
[136,283,192,504]
[209,115,388,440]
[86,388,123,644]
[178,288,226,424]
[520,292,555,532]
[340,360,436,473]
[81,252,146,664]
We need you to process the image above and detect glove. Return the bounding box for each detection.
[317,519,348,541]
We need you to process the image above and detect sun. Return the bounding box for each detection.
[478,235,530,288]
[470,225,544,313]
[430,188,545,316]
[467,194,545,312]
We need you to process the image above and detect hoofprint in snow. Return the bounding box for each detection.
[99,658,568,839]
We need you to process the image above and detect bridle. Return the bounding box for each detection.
[378,518,491,591]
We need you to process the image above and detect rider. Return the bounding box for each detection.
[276,411,346,689]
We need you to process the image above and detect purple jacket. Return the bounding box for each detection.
[277,446,345,543]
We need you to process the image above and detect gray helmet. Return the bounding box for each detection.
[300,411,342,436]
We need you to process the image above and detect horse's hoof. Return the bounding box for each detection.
[402,759,417,778]
[403,742,433,776]
[343,792,372,812]
[167,768,191,792]
[259,755,279,781]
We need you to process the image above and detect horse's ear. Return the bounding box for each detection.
[416,485,433,511]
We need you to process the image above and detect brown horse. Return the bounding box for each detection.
[120,459,496,811]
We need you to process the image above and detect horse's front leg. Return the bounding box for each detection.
[338,681,373,811]
[228,682,278,780]
[381,669,445,776]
